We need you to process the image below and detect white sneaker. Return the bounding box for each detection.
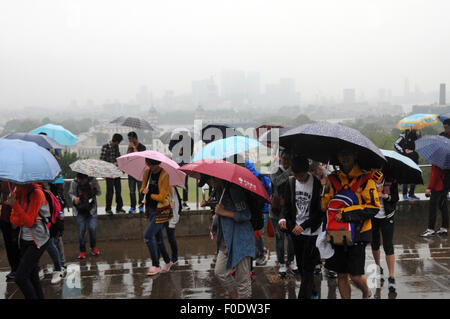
[279,264,287,275]
[288,261,298,273]
[51,271,64,284]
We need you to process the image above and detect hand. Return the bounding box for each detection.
[142,187,149,195]
[34,216,42,226]
[113,162,118,167]
[215,203,225,215]
[425,189,431,196]
[292,225,303,236]
[5,193,16,206]
[405,149,413,154]
[200,200,207,207]
[279,220,287,230]
[335,212,343,222]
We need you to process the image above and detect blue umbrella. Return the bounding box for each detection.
[0,139,61,184]
[280,122,386,170]
[29,124,78,146]
[380,149,423,184]
[438,113,450,122]
[3,132,63,150]
[192,136,262,162]
[415,135,450,169]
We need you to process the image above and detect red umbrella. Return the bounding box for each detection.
[179,160,271,202]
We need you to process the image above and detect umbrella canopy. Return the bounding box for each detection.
[191,136,262,162]
[415,135,450,169]
[438,113,450,122]
[180,160,271,202]
[3,132,63,150]
[110,116,126,124]
[117,117,153,131]
[117,150,186,186]
[395,113,439,131]
[280,122,386,170]
[70,159,124,178]
[29,124,78,146]
[0,139,61,184]
[202,123,243,144]
[380,149,423,184]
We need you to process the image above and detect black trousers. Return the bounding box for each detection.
[291,234,320,299]
[105,177,123,211]
[0,220,21,272]
[428,190,449,230]
[371,216,395,256]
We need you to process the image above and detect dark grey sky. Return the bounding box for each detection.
[1,0,449,108]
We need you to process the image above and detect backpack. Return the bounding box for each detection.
[325,172,372,246]
[75,183,96,214]
[244,189,266,231]
[30,185,64,238]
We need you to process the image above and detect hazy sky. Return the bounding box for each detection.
[1,0,450,108]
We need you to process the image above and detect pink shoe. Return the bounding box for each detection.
[147,266,161,276]
[162,261,173,273]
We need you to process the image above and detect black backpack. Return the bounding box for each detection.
[243,189,266,231]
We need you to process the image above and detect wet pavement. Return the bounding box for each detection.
[1,223,449,299]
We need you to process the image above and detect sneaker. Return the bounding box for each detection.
[147,266,161,276]
[436,229,448,236]
[326,269,337,278]
[91,247,100,256]
[5,272,15,280]
[77,252,87,259]
[409,195,420,200]
[128,207,136,214]
[139,206,145,213]
[314,263,322,275]
[388,277,396,292]
[287,261,299,273]
[255,255,267,266]
[402,194,408,200]
[250,271,256,284]
[106,210,113,215]
[51,271,64,284]
[420,229,435,237]
[116,208,126,214]
[162,261,173,273]
[182,202,190,211]
[279,263,287,276]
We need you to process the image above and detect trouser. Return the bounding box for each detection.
[46,238,62,271]
[402,184,416,196]
[428,190,449,230]
[371,216,395,255]
[15,239,49,299]
[270,217,295,265]
[182,178,189,202]
[256,213,269,257]
[76,213,97,252]
[291,234,320,299]
[105,177,123,211]
[214,245,252,299]
[0,220,21,272]
[144,209,170,267]
[128,176,144,209]
[54,235,66,265]
[164,223,178,262]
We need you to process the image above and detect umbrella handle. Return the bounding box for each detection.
[218,187,226,205]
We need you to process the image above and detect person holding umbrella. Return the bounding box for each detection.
[126,132,146,214]
[440,119,450,138]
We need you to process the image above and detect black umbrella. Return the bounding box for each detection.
[380,149,423,184]
[115,117,153,130]
[280,122,387,170]
[201,123,242,144]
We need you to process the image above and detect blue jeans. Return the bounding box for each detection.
[76,212,97,252]
[270,217,295,265]
[128,176,144,209]
[256,213,269,257]
[144,209,170,267]
[403,184,416,196]
[46,238,62,271]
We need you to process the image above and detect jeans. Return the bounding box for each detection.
[164,223,178,262]
[0,220,21,272]
[428,190,449,229]
[144,209,170,267]
[76,212,97,252]
[402,184,416,196]
[128,176,144,209]
[15,239,49,299]
[105,177,123,211]
[54,235,66,265]
[46,238,62,271]
[256,213,269,257]
[270,217,295,265]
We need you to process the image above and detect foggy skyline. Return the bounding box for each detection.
[1,0,450,109]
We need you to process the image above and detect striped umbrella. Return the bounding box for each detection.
[415,135,450,169]
[395,114,439,131]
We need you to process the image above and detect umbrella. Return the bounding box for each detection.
[202,123,243,144]
[438,113,450,122]
[280,122,386,170]
[116,117,153,131]
[0,139,61,184]
[395,114,439,131]
[3,132,63,150]
[117,150,186,186]
[29,124,78,146]
[380,149,423,184]
[70,159,124,178]
[180,160,271,202]
[110,116,126,124]
[159,128,193,145]
[415,135,450,169]
[191,136,262,162]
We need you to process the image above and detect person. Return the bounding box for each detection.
[163,187,181,265]
[394,129,421,200]
[141,158,174,276]
[322,148,381,299]
[269,149,296,276]
[100,133,124,215]
[127,131,146,214]
[5,183,51,299]
[420,164,448,237]
[440,119,450,138]
[370,170,399,293]
[0,181,21,281]
[245,160,271,266]
[209,176,255,299]
[69,173,102,259]
[279,155,324,299]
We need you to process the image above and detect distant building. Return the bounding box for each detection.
[148,106,159,127]
[192,77,219,107]
[440,83,446,105]
[194,105,206,121]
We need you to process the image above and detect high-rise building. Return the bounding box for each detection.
[440,83,446,105]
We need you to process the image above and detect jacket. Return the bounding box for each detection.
[140,168,173,224]
[394,131,419,164]
[322,165,381,243]
[279,174,324,234]
[69,179,101,216]
[380,177,399,217]
[428,165,445,192]
[245,160,272,213]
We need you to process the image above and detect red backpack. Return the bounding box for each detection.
[29,185,64,237]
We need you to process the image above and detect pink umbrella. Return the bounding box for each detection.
[117,150,186,187]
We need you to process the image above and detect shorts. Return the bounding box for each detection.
[325,242,367,276]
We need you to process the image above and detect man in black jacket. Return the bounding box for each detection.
[279,155,324,299]
[394,129,420,200]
